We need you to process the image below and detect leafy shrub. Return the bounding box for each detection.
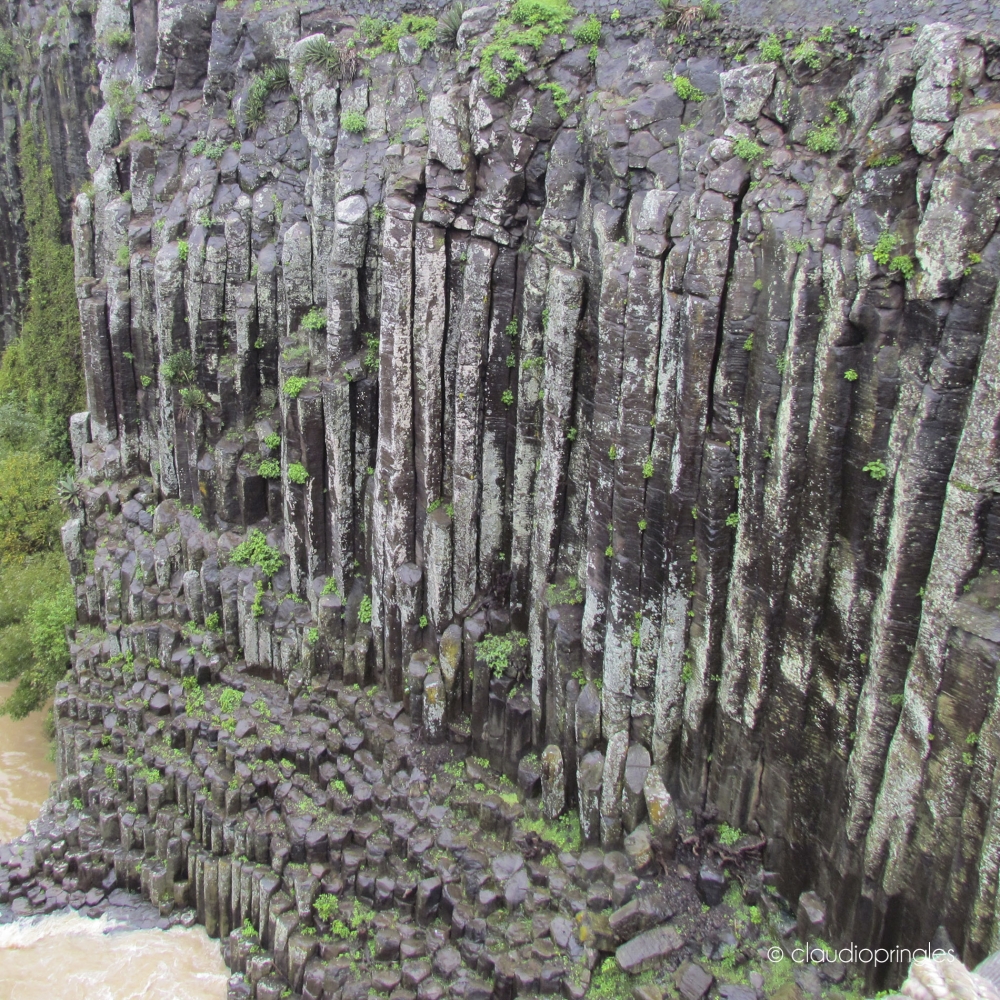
[341,110,367,133]
[872,231,900,266]
[805,121,840,153]
[282,376,310,398]
[264,432,280,450]
[890,254,915,280]
[733,136,764,161]
[162,349,195,385]
[287,462,308,484]
[501,389,514,406]
[102,27,133,48]
[230,528,283,576]
[258,458,280,479]
[539,82,571,117]
[476,631,528,678]
[671,75,704,102]
[218,687,242,714]
[177,240,189,262]
[791,38,821,70]
[718,822,741,845]
[359,595,373,624]
[301,307,326,331]
[314,894,339,921]
[758,34,782,61]
[573,15,601,44]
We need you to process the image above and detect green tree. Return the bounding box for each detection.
[0,122,84,447]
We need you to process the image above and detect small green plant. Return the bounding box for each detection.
[177,240,189,262]
[863,458,888,481]
[102,27,133,49]
[218,687,242,713]
[791,38,821,70]
[872,231,900,267]
[890,255,915,280]
[725,512,739,527]
[372,203,386,221]
[700,0,721,19]
[671,75,705,102]
[609,444,618,460]
[314,894,339,922]
[244,64,291,128]
[418,615,428,629]
[162,349,195,385]
[283,376,310,398]
[230,528,283,576]
[287,462,308,484]
[501,389,514,406]
[642,456,654,478]
[718,822,741,846]
[867,152,903,168]
[205,611,221,631]
[363,332,380,373]
[302,307,326,331]
[341,110,367,134]
[776,354,789,374]
[743,334,754,351]
[258,458,280,479]
[264,432,280,450]
[844,369,858,381]
[539,82,572,118]
[477,631,529,678]
[115,245,130,268]
[359,595,372,624]
[759,34,782,61]
[574,14,601,44]
[805,121,840,153]
[733,137,764,161]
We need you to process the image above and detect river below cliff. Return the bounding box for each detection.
[0,683,227,999]
[0,682,55,844]
[0,911,229,999]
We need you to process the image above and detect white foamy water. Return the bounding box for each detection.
[0,910,229,999]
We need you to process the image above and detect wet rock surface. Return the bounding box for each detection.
[2,0,1000,996]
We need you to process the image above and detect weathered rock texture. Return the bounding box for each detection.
[7,0,1000,985]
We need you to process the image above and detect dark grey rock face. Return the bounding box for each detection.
[6,0,1000,992]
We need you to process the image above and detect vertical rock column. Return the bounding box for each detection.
[527,265,585,741]
[372,201,417,698]
[451,238,498,615]
[324,195,368,592]
[413,222,450,629]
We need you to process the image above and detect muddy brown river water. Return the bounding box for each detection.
[0,683,228,999]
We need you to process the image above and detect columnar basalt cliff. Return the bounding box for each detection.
[3,0,1000,993]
